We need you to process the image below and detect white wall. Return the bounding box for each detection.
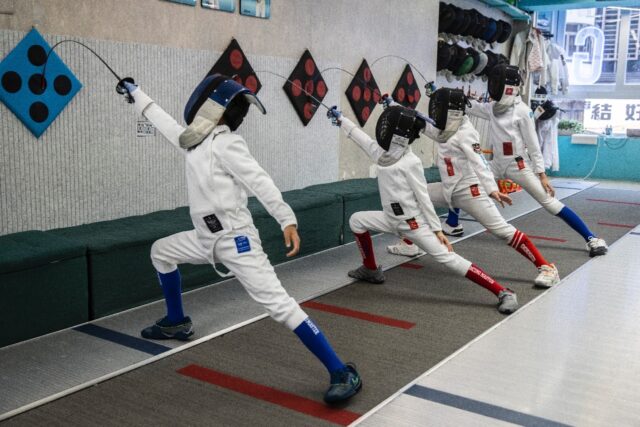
[0,0,517,234]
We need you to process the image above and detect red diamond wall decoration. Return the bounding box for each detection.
[283,49,327,126]
[207,38,261,94]
[392,64,421,109]
[345,59,381,127]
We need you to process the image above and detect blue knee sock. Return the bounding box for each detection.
[556,206,595,242]
[157,269,185,323]
[294,318,345,374]
[446,208,460,227]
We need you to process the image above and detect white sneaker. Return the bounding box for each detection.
[534,264,560,288]
[386,240,423,257]
[587,237,608,257]
[442,221,464,237]
[497,290,518,314]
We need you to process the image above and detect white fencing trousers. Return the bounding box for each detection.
[427,182,517,242]
[349,211,471,276]
[150,226,307,331]
[492,162,565,215]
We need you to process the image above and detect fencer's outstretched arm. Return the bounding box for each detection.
[456,132,500,195]
[338,116,386,163]
[128,88,185,152]
[466,99,492,120]
[217,137,297,231]
[404,160,443,232]
[419,121,441,141]
[516,106,545,174]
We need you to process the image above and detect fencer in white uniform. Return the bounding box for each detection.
[463,64,607,257]
[119,74,361,403]
[388,88,559,287]
[326,104,518,314]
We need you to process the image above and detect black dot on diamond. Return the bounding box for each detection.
[27,45,47,66]
[29,102,49,123]
[54,75,71,95]
[1,71,22,93]
[28,73,47,95]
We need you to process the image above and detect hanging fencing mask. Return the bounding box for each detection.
[179,74,266,149]
[428,88,467,141]
[488,64,521,101]
[533,100,560,120]
[375,105,426,166]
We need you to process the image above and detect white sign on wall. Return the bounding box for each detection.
[584,99,640,132]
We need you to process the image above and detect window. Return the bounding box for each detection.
[625,9,640,84]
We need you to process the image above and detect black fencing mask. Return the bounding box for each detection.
[488,64,521,102]
[428,88,467,131]
[375,105,425,151]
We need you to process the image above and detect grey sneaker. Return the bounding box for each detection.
[348,265,385,284]
[497,290,518,314]
[534,264,560,288]
[141,316,194,341]
[386,240,424,257]
[587,237,608,257]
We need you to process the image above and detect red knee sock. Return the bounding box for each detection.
[354,231,378,270]
[403,238,414,245]
[509,230,549,268]
[465,264,505,296]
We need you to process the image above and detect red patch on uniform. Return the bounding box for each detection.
[303,102,315,120]
[397,87,406,102]
[503,142,513,156]
[516,157,525,170]
[244,75,258,93]
[444,157,454,176]
[407,218,419,230]
[304,80,314,97]
[305,58,315,76]
[470,184,480,197]
[351,85,361,102]
[361,106,370,122]
[406,71,414,85]
[316,80,327,98]
[230,49,244,70]
[291,79,302,97]
[505,87,513,95]
[363,67,372,82]
[363,87,371,102]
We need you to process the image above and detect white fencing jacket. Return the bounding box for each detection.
[340,117,442,232]
[421,116,499,207]
[131,89,297,253]
[466,98,546,177]
[536,115,560,171]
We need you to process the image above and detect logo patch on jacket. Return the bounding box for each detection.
[503,142,514,156]
[203,214,224,233]
[234,236,251,253]
[406,218,419,230]
[444,157,455,176]
[515,156,525,170]
[472,143,481,154]
[470,184,480,197]
[391,203,404,216]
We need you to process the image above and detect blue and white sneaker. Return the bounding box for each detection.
[141,316,194,341]
[324,363,362,403]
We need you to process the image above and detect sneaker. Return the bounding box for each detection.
[386,240,424,257]
[324,363,362,404]
[497,290,518,314]
[534,264,560,288]
[348,265,385,284]
[587,237,608,257]
[442,221,464,237]
[141,316,194,341]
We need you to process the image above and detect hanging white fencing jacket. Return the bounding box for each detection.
[421,116,499,208]
[466,98,546,177]
[131,89,297,270]
[339,117,443,232]
[536,115,560,171]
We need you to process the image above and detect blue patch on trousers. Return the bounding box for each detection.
[234,235,251,253]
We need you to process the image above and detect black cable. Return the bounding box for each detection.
[254,69,333,111]
[370,54,430,87]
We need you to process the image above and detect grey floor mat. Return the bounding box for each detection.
[4,186,639,426]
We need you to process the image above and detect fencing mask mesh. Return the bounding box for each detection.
[488,64,521,102]
[375,105,425,151]
[428,88,467,131]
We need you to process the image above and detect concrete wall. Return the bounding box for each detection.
[0,0,517,234]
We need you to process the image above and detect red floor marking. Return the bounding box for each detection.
[400,262,424,269]
[587,198,640,206]
[527,235,567,243]
[597,221,635,229]
[302,301,416,330]
[177,364,361,426]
